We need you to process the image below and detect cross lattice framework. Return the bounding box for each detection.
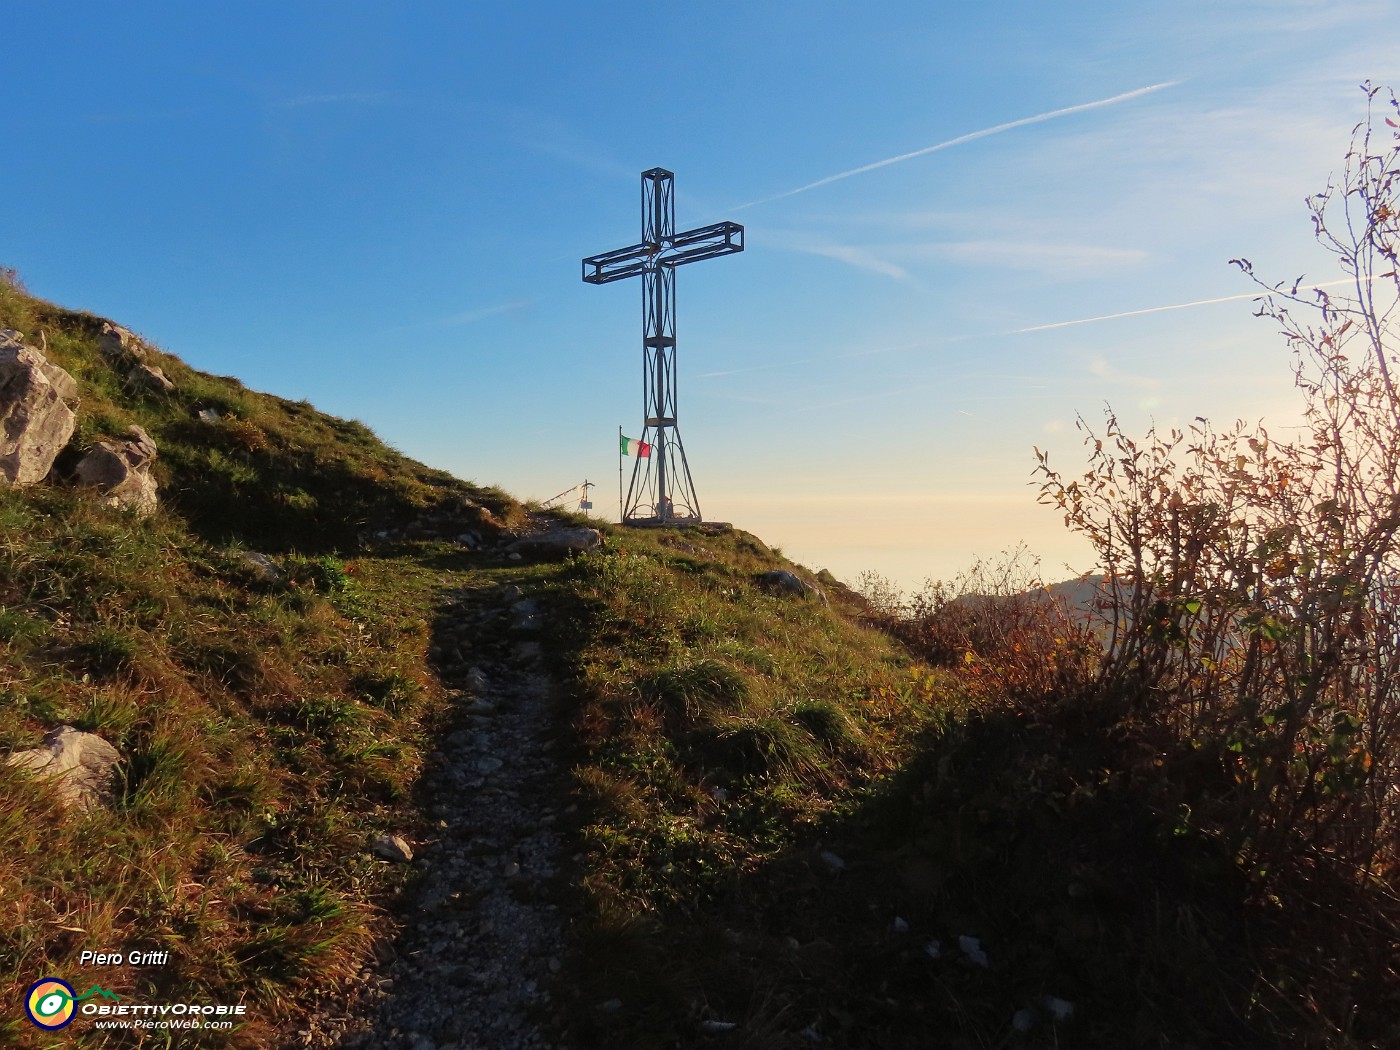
[583,168,743,525]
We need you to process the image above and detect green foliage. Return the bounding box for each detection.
[558,524,959,1047]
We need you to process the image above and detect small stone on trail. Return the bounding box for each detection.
[1011,1009,1035,1033]
[924,940,942,960]
[819,849,846,872]
[892,916,909,934]
[240,551,283,583]
[700,1019,737,1034]
[371,834,414,863]
[476,756,503,774]
[1040,995,1074,1021]
[508,552,523,561]
[958,934,989,968]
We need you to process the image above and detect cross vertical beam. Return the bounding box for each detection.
[584,167,743,525]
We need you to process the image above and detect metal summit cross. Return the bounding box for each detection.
[583,168,743,525]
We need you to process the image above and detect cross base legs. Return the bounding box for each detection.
[622,426,701,525]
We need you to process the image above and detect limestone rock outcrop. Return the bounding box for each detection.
[74,424,160,516]
[6,726,121,811]
[97,321,148,363]
[0,330,79,486]
[757,569,827,603]
[506,527,602,559]
[127,362,175,394]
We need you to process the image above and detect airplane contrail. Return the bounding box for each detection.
[693,278,1364,383]
[734,81,1179,210]
[1014,278,1357,333]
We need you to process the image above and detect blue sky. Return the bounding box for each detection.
[5,1,1398,589]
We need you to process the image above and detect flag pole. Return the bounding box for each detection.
[618,425,624,524]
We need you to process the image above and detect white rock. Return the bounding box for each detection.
[1040,995,1074,1021]
[892,916,909,934]
[97,321,147,361]
[756,569,826,603]
[73,425,160,516]
[0,332,79,486]
[958,935,989,968]
[819,850,846,871]
[700,1019,737,1034]
[240,551,283,583]
[371,833,414,863]
[5,726,120,810]
[507,527,602,559]
[127,362,175,393]
[1011,1009,1035,1033]
[924,940,942,960]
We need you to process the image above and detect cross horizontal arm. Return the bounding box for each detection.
[661,221,744,267]
[582,242,654,284]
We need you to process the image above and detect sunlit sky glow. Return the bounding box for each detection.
[5,2,1398,588]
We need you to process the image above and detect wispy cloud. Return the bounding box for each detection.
[764,228,913,280]
[381,298,534,336]
[1087,356,1159,389]
[439,299,534,326]
[933,240,1149,275]
[795,243,910,280]
[734,81,1180,210]
[694,277,1365,387]
[270,91,393,109]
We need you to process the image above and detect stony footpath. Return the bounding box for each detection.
[325,578,573,1050]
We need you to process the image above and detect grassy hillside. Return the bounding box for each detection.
[0,275,529,1047]
[1,273,1391,1049]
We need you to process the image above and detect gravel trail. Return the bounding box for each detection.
[332,582,571,1050]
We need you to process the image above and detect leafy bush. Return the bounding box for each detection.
[1034,83,1400,1038]
[860,547,1098,702]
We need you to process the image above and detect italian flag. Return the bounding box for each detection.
[620,433,652,458]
